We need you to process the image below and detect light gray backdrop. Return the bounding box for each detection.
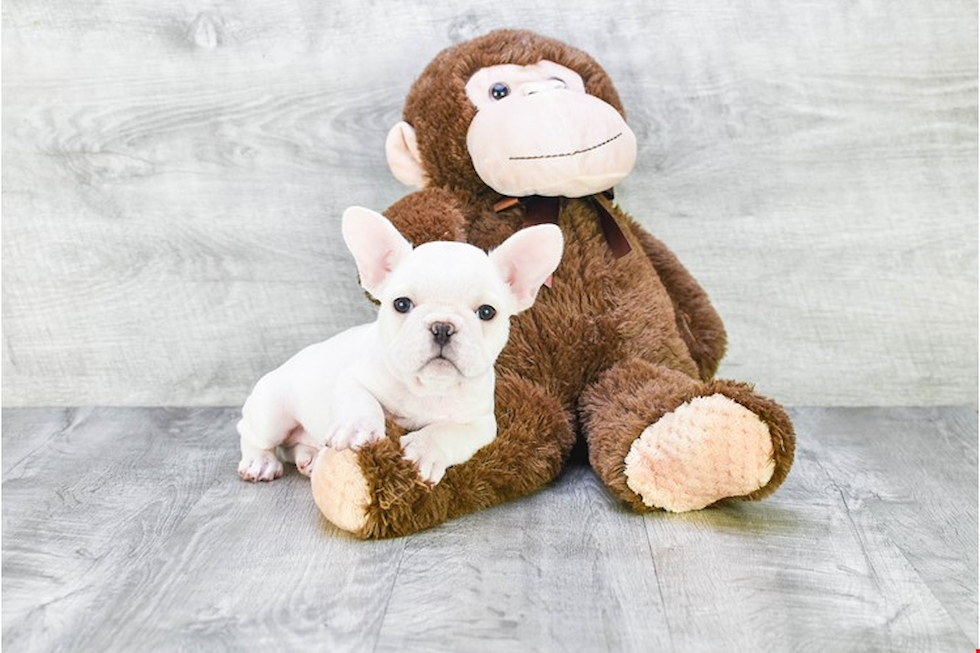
[3,1,977,407]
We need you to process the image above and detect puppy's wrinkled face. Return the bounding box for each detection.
[376,242,514,390]
[343,205,563,394]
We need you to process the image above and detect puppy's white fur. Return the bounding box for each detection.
[238,206,563,484]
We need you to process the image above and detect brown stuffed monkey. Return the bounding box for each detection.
[311,29,795,538]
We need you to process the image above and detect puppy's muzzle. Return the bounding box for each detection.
[431,322,455,346]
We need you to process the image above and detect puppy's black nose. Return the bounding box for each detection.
[431,322,454,346]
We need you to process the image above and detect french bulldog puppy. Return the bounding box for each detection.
[237,207,563,485]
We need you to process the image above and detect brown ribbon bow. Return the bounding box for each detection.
[493,189,633,259]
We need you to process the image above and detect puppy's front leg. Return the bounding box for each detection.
[320,382,387,450]
[401,414,497,484]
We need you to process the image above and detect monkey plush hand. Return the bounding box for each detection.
[312,30,795,538]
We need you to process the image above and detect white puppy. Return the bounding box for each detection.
[237,206,563,485]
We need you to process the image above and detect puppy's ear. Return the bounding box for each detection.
[490,224,564,312]
[342,206,413,298]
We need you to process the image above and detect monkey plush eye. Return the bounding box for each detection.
[393,297,414,313]
[489,82,510,100]
[477,304,497,321]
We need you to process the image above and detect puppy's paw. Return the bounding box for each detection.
[400,431,448,484]
[326,417,385,451]
[280,443,318,477]
[238,449,284,482]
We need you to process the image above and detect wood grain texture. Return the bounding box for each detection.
[2,406,976,651]
[2,1,977,406]
[1,407,238,651]
[373,466,674,652]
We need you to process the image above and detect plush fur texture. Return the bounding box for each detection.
[312,30,795,538]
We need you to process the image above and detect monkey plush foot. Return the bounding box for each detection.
[623,394,775,512]
[311,448,372,534]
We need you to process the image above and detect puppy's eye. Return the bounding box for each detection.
[477,304,497,321]
[489,82,510,100]
[393,297,414,313]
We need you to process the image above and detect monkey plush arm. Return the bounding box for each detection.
[628,222,727,381]
[381,188,470,246]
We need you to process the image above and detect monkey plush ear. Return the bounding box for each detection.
[490,224,565,312]
[385,121,427,189]
[342,206,414,298]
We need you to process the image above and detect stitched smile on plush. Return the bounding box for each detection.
[509,132,624,161]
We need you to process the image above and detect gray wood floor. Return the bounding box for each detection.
[2,406,976,652]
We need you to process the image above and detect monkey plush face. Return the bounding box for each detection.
[386,30,637,199]
[464,61,636,197]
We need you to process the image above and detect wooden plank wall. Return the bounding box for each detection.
[3,1,976,406]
